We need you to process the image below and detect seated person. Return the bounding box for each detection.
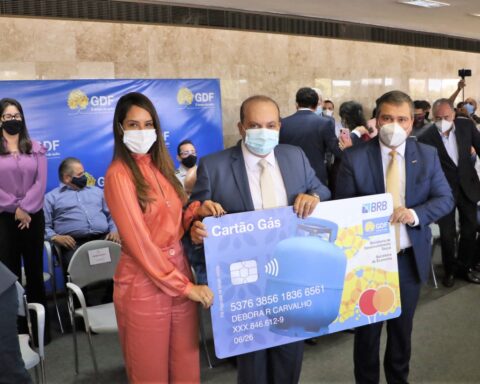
[175,140,198,196]
[44,157,120,269]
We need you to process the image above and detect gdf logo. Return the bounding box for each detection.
[68,90,89,110]
[68,89,114,110]
[90,95,113,107]
[42,140,60,152]
[177,87,215,106]
[194,92,214,103]
[177,87,194,105]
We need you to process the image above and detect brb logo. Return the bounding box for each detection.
[176,87,215,108]
[67,89,114,111]
[362,200,388,214]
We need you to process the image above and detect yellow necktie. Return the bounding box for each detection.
[386,150,401,253]
[259,159,277,209]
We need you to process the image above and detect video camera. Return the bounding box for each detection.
[458,69,472,79]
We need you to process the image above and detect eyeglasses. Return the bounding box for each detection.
[2,113,22,121]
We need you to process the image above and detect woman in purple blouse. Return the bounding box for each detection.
[0,98,49,340]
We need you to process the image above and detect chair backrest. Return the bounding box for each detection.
[16,282,26,316]
[67,240,121,288]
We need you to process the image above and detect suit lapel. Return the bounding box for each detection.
[404,139,417,206]
[368,139,385,194]
[275,146,295,197]
[453,122,466,163]
[429,127,456,168]
[230,143,255,211]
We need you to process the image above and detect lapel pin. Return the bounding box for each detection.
[412,160,417,164]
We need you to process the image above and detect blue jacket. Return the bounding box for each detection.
[191,141,331,212]
[335,137,454,283]
[188,142,331,283]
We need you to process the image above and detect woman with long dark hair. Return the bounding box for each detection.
[104,92,221,383]
[0,98,49,339]
[330,101,372,196]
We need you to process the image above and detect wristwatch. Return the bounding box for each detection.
[309,192,320,200]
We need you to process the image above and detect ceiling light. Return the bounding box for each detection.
[398,0,450,8]
[469,13,480,17]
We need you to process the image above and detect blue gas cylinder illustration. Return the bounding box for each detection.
[264,217,347,337]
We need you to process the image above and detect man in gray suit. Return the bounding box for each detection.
[189,95,330,384]
[0,262,32,383]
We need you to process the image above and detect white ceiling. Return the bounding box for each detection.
[140,0,480,40]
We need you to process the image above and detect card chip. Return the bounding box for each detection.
[230,260,258,285]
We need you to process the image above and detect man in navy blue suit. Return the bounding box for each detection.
[335,90,454,384]
[280,87,344,186]
[190,95,330,384]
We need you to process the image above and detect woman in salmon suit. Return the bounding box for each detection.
[104,92,222,383]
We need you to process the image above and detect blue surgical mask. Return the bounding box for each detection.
[465,103,475,115]
[244,128,279,156]
[314,107,323,116]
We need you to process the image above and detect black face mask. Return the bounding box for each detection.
[181,155,197,169]
[1,119,23,135]
[71,175,88,189]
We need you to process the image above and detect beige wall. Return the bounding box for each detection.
[1,16,479,147]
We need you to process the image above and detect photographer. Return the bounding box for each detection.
[449,70,479,126]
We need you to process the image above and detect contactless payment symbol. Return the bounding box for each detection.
[230,260,258,285]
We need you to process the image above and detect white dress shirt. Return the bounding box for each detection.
[438,125,459,166]
[379,140,419,250]
[241,141,288,210]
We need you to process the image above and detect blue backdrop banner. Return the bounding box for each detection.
[0,79,223,191]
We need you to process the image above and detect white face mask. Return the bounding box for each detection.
[122,128,157,154]
[436,119,453,133]
[378,122,407,148]
[323,109,334,117]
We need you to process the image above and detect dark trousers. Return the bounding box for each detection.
[237,341,304,384]
[0,284,32,384]
[354,249,421,384]
[59,233,108,275]
[437,190,478,275]
[0,211,47,309]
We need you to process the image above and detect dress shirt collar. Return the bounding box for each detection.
[379,138,406,159]
[297,108,314,112]
[241,140,276,171]
[59,182,92,192]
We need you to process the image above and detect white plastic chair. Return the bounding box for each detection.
[16,282,46,384]
[66,240,121,374]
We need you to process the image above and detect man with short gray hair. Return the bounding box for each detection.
[44,157,120,268]
[418,98,480,287]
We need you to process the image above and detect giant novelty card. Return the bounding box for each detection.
[203,194,401,358]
